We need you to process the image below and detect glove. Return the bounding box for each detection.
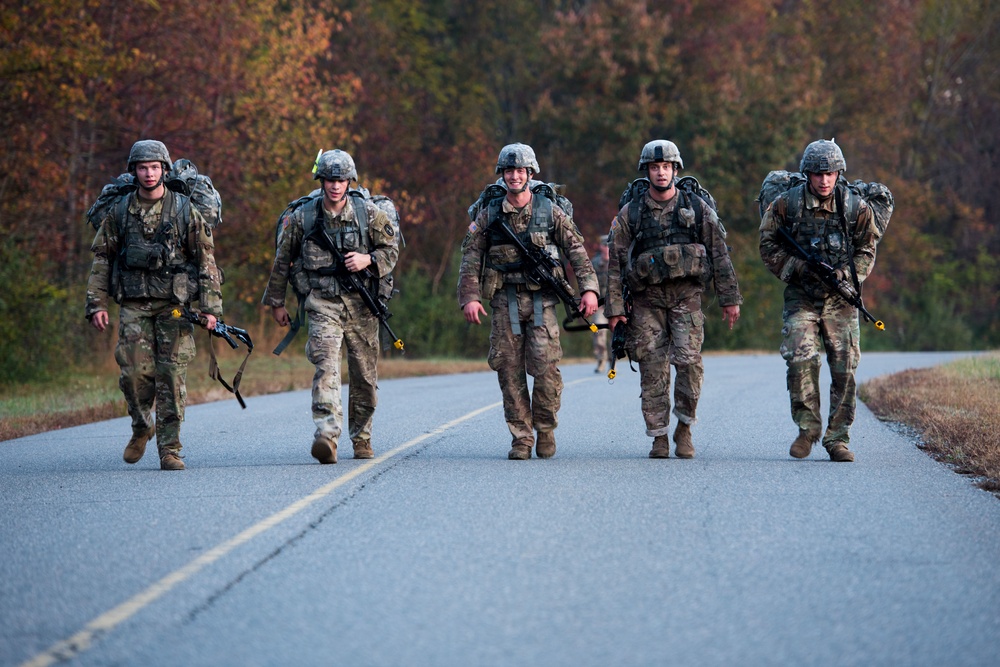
[833,267,858,301]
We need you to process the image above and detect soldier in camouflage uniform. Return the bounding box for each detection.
[263,150,399,464]
[759,140,879,462]
[458,143,600,460]
[606,140,742,459]
[591,235,611,373]
[86,140,224,471]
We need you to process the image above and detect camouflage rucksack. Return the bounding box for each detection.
[85,173,136,231]
[86,158,223,231]
[846,180,893,241]
[164,158,223,229]
[756,170,893,241]
[467,179,574,225]
[617,175,719,233]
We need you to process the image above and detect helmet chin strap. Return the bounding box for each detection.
[133,162,167,195]
[506,170,532,194]
[137,177,164,196]
[644,166,676,193]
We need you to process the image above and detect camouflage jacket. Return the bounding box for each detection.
[605,191,743,318]
[759,183,878,293]
[457,196,599,308]
[85,190,223,318]
[263,196,399,309]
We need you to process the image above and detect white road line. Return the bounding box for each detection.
[21,401,502,667]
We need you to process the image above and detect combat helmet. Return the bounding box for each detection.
[495,143,540,175]
[127,140,172,172]
[314,149,358,181]
[799,139,846,174]
[638,140,684,172]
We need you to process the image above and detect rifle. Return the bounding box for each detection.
[491,217,606,333]
[775,225,885,330]
[171,307,254,408]
[307,224,405,353]
[607,283,635,381]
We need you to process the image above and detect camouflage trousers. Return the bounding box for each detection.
[305,291,379,445]
[488,288,563,447]
[627,281,705,437]
[115,302,196,455]
[780,288,861,446]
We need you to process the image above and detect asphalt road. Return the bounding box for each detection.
[1,351,997,667]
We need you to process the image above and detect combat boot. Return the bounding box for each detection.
[649,435,671,459]
[353,441,374,459]
[507,443,531,460]
[826,443,855,462]
[789,431,817,459]
[536,431,556,459]
[673,423,694,459]
[159,452,185,471]
[123,426,155,464]
[311,435,337,464]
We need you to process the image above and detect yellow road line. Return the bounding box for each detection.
[21,401,502,667]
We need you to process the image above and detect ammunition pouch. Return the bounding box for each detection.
[123,240,167,271]
[626,243,708,292]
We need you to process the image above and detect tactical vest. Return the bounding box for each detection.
[114,190,198,304]
[625,190,710,291]
[480,193,566,334]
[293,197,375,299]
[782,183,860,270]
[631,189,702,255]
[482,193,561,287]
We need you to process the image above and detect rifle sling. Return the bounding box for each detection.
[206,329,251,409]
[272,298,306,356]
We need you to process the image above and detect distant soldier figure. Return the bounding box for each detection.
[606,140,742,459]
[591,235,611,374]
[759,140,879,462]
[458,143,600,460]
[263,150,399,464]
[85,140,224,471]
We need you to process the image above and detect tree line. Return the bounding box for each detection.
[1,0,997,383]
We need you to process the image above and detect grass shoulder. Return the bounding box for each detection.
[860,351,1000,495]
[0,353,490,443]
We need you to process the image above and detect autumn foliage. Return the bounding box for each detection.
[1,0,998,381]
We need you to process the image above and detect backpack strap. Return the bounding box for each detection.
[350,191,369,248]
[784,184,806,231]
[300,196,320,238]
[836,185,864,297]
[529,192,553,234]
[273,197,320,356]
